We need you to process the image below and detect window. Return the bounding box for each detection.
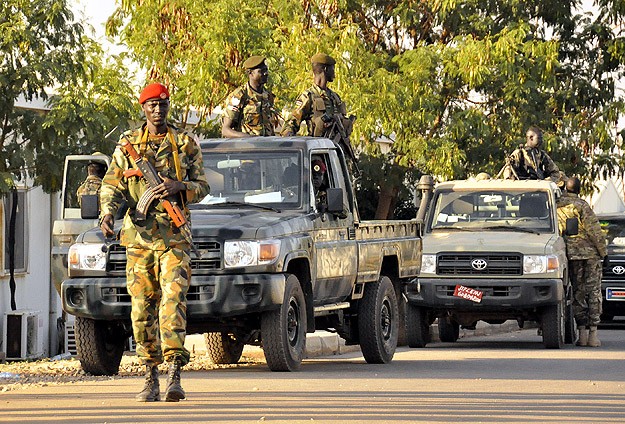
[3,189,27,272]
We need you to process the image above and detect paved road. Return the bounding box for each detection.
[3,325,625,423]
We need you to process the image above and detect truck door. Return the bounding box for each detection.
[310,151,357,303]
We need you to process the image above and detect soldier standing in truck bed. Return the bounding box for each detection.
[99,82,209,402]
[76,160,106,207]
[222,55,279,137]
[503,126,560,182]
[281,53,356,162]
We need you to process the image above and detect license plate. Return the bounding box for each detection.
[606,287,625,301]
[454,285,483,303]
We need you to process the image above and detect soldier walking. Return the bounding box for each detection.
[557,177,607,347]
[221,55,279,137]
[281,53,356,162]
[99,83,209,401]
[503,126,560,182]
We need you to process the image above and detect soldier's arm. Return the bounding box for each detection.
[582,202,608,257]
[282,92,311,136]
[542,152,560,181]
[180,135,210,204]
[221,91,248,138]
[99,146,128,220]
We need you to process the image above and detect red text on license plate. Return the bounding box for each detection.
[454,285,483,303]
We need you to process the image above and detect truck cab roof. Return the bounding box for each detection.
[436,179,560,192]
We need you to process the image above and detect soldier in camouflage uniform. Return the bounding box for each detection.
[76,161,106,206]
[99,83,209,402]
[281,53,356,162]
[311,157,328,213]
[557,177,607,347]
[222,55,278,137]
[504,126,560,182]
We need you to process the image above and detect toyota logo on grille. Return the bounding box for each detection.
[471,258,488,270]
[613,265,625,275]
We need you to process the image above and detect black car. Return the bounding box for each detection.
[598,214,625,321]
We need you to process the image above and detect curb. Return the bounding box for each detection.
[186,320,525,359]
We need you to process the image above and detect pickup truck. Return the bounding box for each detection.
[61,136,424,374]
[405,179,578,349]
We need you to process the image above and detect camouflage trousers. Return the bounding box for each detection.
[569,258,603,327]
[126,246,191,366]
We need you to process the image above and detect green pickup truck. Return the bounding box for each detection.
[61,137,423,374]
[405,179,578,349]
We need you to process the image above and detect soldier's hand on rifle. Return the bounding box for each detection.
[100,214,115,238]
[155,173,185,198]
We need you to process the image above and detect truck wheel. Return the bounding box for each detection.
[75,317,126,376]
[438,317,460,343]
[204,332,244,364]
[358,275,399,364]
[261,274,307,371]
[542,302,564,349]
[406,304,430,348]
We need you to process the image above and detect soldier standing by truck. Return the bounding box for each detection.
[76,160,106,206]
[557,177,607,347]
[99,82,209,401]
[221,55,279,137]
[281,53,356,163]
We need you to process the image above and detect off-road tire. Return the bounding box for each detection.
[438,317,460,343]
[564,284,577,344]
[358,275,399,364]
[406,304,431,348]
[542,302,564,349]
[261,274,307,371]
[204,332,245,364]
[75,317,126,376]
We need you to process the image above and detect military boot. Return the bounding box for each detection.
[576,326,588,347]
[136,365,160,402]
[165,360,186,402]
[588,326,601,347]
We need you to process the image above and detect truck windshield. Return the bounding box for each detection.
[198,151,301,209]
[428,189,554,233]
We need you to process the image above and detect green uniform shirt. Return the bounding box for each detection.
[556,192,607,260]
[76,175,102,206]
[282,84,347,136]
[223,83,277,136]
[99,124,210,250]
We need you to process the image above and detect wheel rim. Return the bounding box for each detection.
[287,296,301,347]
[380,296,392,342]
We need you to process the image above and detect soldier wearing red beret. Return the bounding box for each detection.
[99,82,209,402]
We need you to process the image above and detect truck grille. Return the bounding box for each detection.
[107,240,222,272]
[603,256,625,282]
[101,285,214,303]
[437,253,522,276]
[436,285,521,297]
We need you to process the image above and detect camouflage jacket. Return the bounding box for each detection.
[509,146,560,182]
[76,175,102,206]
[100,124,210,250]
[282,84,348,137]
[556,192,607,260]
[222,83,278,136]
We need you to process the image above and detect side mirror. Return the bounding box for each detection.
[326,188,345,215]
[80,195,99,219]
[564,217,578,236]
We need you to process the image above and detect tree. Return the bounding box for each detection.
[107,0,625,208]
[0,0,136,194]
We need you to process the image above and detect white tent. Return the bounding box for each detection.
[587,178,625,214]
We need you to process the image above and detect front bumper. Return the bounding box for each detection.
[405,277,564,311]
[61,273,286,321]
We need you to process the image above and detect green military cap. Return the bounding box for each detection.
[243,55,266,69]
[311,53,336,65]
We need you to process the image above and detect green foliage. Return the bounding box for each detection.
[0,0,136,194]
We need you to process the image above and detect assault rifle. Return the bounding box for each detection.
[322,113,357,164]
[496,150,519,180]
[119,137,197,255]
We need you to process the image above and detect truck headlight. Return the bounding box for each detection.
[68,243,106,271]
[421,254,437,274]
[523,255,559,274]
[224,240,281,268]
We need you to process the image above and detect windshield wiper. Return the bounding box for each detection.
[190,201,281,213]
[432,225,476,232]
[482,225,540,234]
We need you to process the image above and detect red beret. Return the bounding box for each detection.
[312,159,327,174]
[139,83,170,104]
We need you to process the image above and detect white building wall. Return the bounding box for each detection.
[0,185,54,358]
